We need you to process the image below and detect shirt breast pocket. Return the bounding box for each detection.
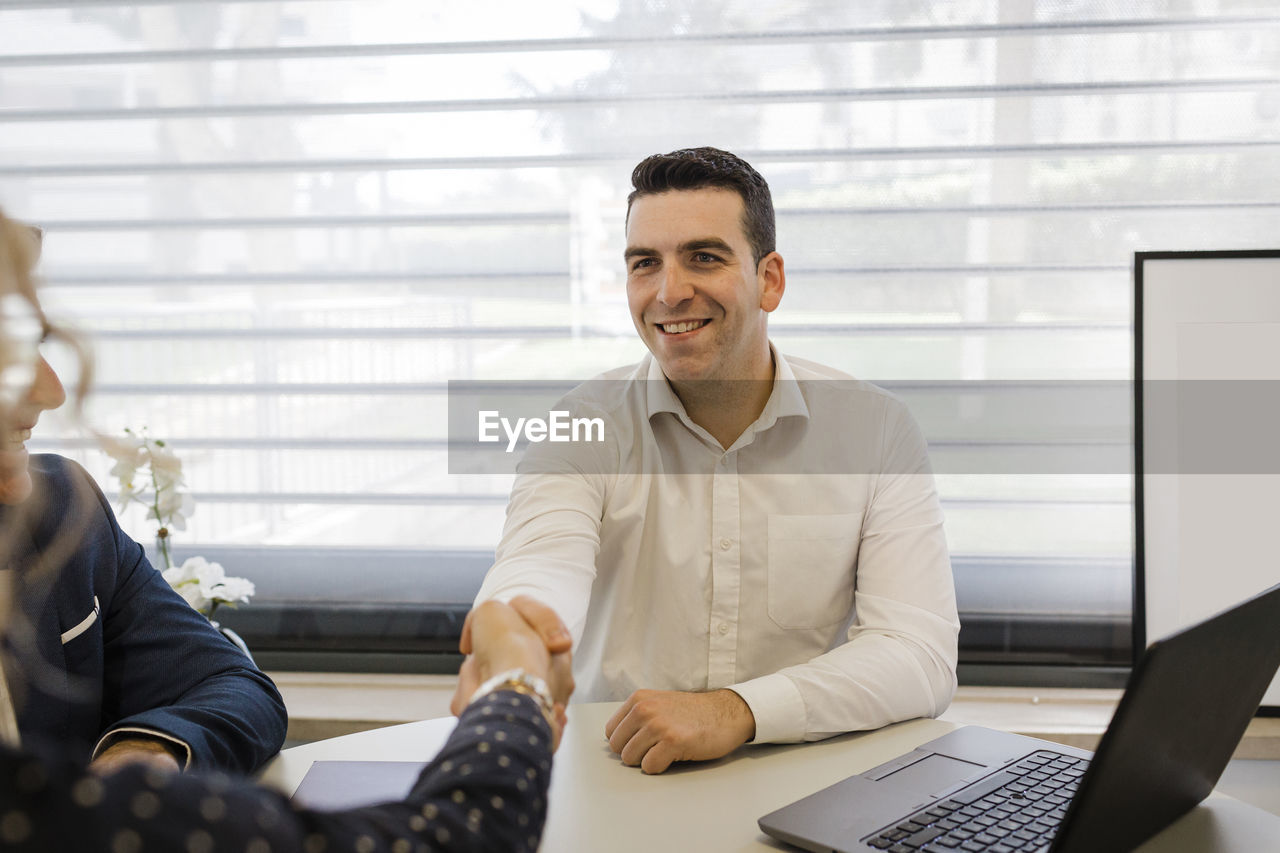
[766,514,861,629]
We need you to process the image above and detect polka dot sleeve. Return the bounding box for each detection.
[0,690,555,852]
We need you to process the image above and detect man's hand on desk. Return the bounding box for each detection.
[604,688,756,774]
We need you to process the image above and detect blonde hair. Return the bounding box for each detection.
[0,213,39,291]
[0,213,91,415]
[0,215,44,405]
[0,209,99,726]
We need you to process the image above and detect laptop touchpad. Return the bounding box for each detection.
[878,753,984,792]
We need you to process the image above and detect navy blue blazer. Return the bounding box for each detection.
[5,454,287,773]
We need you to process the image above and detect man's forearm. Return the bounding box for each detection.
[737,617,958,744]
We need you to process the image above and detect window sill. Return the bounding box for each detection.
[271,673,1280,758]
[938,686,1280,759]
[271,671,460,742]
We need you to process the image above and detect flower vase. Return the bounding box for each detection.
[155,535,170,572]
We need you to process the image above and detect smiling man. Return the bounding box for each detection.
[623,184,782,450]
[474,147,959,774]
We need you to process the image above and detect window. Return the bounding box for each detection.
[4,1,1278,675]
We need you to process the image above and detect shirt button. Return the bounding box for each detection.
[719,538,732,550]
[718,623,730,635]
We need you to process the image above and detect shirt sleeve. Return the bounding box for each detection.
[91,727,192,770]
[0,691,555,853]
[730,400,960,743]
[473,403,614,644]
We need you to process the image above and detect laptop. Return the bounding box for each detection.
[759,582,1280,853]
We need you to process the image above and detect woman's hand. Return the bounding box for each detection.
[451,596,575,749]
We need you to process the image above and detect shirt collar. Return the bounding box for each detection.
[643,343,811,434]
[754,346,809,432]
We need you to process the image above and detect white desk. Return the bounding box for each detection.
[260,703,1280,852]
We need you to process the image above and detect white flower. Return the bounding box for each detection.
[163,557,214,614]
[101,433,145,465]
[115,477,144,507]
[106,429,194,531]
[148,443,185,490]
[215,576,255,605]
[106,429,255,620]
[193,559,227,595]
[107,456,140,482]
[101,434,148,509]
[162,556,253,616]
[160,558,198,586]
[171,578,212,613]
[149,490,194,531]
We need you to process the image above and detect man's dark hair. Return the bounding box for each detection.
[627,147,775,266]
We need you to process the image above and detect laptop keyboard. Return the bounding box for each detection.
[862,750,1090,852]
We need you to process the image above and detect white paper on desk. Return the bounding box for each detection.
[291,761,429,810]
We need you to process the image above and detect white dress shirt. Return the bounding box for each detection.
[475,348,959,744]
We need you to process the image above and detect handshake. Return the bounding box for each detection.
[449,596,576,750]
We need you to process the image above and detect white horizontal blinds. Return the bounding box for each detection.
[1,2,1277,635]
